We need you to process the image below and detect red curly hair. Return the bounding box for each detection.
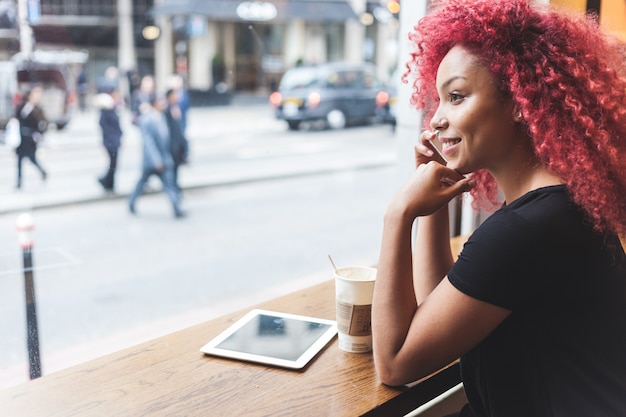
[407,0,626,236]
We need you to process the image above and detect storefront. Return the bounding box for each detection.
[150,0,398,94]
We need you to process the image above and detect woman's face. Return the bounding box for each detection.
[430,45,519,175]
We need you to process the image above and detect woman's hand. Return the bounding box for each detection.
[415,130,446,166]
[390,130,475,218]
[398,161,475,218]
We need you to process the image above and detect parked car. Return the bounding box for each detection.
[269,62,391,130]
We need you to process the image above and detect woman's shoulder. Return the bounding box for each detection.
[471,184,601,258]
[465,186,568,248]
[498,185,573,226]
[506,184,568,208]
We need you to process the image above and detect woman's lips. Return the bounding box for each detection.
[440,137,461,156]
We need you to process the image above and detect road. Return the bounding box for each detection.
[0,102,402,388]
[0,100,397,213]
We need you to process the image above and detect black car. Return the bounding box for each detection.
[269,62,391,130]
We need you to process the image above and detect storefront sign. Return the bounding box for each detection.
[236,1,278,21]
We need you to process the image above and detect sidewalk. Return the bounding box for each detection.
[0,101,397,215]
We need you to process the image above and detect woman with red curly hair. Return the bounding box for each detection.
[372,0,626,416]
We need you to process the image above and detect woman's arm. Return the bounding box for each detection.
[372,144,510,386]
[413,206,454,304]
[372,160,472,376]
[412,136,459,301]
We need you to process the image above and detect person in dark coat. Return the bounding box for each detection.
[167,74,190,134]
[15,85,48,189]
[164,88,189,191]
[97,89,123,192]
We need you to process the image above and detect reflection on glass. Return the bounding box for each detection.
[216,314,332,361]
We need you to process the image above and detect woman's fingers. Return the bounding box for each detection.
[415,131,446,166]
[400,162,474,217]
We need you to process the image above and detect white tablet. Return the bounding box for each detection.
[200,309,337,370]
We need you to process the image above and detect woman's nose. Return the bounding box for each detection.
[430,115,448,131]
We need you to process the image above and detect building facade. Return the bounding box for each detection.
[149,0,400,95]
[4,0,399,98]
[4,0,625,98]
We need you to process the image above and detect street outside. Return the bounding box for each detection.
[0,99,401,389]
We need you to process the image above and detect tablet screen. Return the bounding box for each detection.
[201,309,337,369]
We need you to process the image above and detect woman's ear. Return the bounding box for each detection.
[512,107,523,123]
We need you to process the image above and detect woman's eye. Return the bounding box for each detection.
[448,92,463,102]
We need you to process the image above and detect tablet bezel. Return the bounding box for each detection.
[200,309,338,369]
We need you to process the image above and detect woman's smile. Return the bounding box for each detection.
[440,136,461,155]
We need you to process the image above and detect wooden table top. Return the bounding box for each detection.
[0,235,468,417]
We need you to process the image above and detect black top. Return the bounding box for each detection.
[164,106,189,166]
[448,185,626,417]
[99,107,122,151]
[15,102,47,156]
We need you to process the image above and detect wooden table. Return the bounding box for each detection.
[0,237,468,417]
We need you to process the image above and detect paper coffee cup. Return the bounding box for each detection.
[334,266,377,353]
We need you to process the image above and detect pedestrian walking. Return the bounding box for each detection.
[167,74,190,134]
[15,86,48,189]
[164,88,189,191]
[128,95,185,219]
[96,89,123,192]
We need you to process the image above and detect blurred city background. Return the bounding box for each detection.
[0,0,624,389]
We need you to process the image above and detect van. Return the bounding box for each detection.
[269,62,391,130]
[12,50,88,130]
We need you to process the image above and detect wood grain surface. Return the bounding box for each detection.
[0,236,468,417]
